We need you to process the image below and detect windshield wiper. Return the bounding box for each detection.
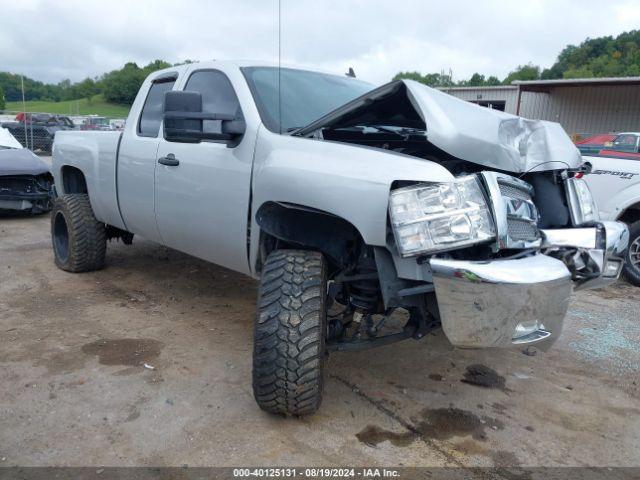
[335,124,426,138]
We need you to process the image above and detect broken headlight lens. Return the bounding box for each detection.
[565,177,599,226]
[389,175,496,256]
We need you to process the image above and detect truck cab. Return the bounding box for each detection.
[51,61,629,416]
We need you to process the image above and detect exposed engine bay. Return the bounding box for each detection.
[0,174,53,213]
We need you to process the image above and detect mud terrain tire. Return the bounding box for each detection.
[623,220,640,287]
[51,194,106,272]
[253,250,327,416]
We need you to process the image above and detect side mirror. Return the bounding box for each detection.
[163,90,246,143]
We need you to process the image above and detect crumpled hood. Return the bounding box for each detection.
[297,79,582,173]
[0,148,51,176]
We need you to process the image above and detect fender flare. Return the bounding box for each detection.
[255,201,363,267]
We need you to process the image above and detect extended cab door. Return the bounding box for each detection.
[118,73,177,242]
[154,68,254,274]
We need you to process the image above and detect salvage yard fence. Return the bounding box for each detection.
[0,110,126,155]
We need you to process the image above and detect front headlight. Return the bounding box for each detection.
[389,175,496,257]
[565,177,599,226]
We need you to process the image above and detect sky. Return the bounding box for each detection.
[1,0,640,86]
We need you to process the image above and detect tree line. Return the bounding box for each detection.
[1,29,638,108]
[0,71,103,104]
[0,59,193,107]
[395,29,640,87]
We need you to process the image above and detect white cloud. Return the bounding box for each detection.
[613,1,640,30]
[0,0,638,85]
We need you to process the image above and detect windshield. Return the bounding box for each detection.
[241,67,374,133]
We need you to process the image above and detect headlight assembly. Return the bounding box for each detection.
[565,177,599,226]
[389,175,496,257]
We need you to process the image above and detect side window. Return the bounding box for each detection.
[613,134,638,152]
[138,79,176,137]
[184,70,242,135]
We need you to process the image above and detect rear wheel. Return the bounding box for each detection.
[51,194,106,272]
[623,221,640,287]
[252,250,327,416]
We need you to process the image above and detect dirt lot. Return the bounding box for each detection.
[0,213,639,468]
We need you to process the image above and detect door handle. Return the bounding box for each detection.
[158,154,179,166]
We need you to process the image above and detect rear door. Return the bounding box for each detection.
[154,68,254,274]
[118,73,177,242]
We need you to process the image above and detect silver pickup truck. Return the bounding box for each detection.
[51,61,628,416]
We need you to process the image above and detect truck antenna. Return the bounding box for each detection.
[278,0,282,134]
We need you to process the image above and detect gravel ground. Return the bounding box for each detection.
[0,213,638,469]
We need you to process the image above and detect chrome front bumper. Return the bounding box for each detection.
[430,221,628,350]
[542,220,629,291]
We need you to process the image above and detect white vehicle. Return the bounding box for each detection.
[0,126,24,149]
[583,139,640,285]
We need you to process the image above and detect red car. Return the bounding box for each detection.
[598,132,640,160]
[575,134,616,155]
[80,116,113,131]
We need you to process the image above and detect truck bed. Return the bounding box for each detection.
[52,130,125,229]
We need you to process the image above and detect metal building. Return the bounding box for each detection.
[441,77,640,137]
[439,85,519,113]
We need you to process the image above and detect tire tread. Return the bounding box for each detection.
[623,220,640,287]
[252,250,326,416]
[51,194,106,272]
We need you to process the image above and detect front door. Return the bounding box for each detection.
[154,69,254,274]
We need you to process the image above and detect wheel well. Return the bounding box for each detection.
[255,202,363,272]
[61,166,88,194]
[618,202,640,225]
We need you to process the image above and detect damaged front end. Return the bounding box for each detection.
[389,170,628,350]
[0,147,53,214]
[0,174,53,213]
[297,79,628,351]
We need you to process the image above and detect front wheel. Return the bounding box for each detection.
[623,220,640,287]
[252,250,327,416]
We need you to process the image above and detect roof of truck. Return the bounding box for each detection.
[151,60,364,82]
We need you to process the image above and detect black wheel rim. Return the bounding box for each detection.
[53,211,70,263]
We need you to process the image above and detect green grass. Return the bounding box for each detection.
[5,94,130,118]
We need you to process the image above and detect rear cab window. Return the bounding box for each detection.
[138,76,177,137]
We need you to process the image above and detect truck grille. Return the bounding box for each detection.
[481,172,542,249]
[498,179,540,243]
[498,182,531,202]
[507,217,539,241]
